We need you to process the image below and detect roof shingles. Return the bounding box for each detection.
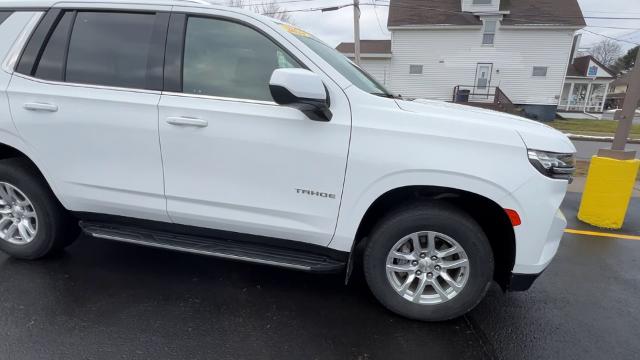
[335,40,392,54]
[388,0,585,27]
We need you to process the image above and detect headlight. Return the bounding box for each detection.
[527,149,575,180]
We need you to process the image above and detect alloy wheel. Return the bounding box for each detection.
[386,231,470,304]
[0,182,38,245]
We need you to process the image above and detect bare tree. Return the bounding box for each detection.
[227,0,294,23]
[588,39,622,67]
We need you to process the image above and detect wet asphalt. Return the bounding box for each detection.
[0,192,639,360]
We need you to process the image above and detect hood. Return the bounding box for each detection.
[396,99,576,154]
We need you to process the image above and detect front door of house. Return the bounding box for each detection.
[475,63,493,99]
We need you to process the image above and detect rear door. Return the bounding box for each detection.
[7,7,171,221]
[158,9,352,246]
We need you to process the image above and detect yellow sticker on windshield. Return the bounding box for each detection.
[280,23,311,38]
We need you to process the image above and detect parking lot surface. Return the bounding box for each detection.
[1,192,639,360]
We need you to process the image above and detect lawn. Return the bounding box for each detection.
[576,160,640,183]
[547,119,640,138]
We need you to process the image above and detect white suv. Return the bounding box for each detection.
[0,0,575,321]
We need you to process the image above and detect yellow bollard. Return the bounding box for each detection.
[578,156,640,229]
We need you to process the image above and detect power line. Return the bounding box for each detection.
[258,0,640,23]
[263,2,352,14]
[581,28,640,46]
[586,26,640,31]
[367,1,640,21]
[372,0,387,34]
[582,9,640,15]
[220,0,328,5]
[258,0,640,45]
[360,1,640,42]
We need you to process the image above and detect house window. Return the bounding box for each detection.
[409,65,423,75]
[473,0,492,4]
[532,66,548,77]
[482,20,496,45]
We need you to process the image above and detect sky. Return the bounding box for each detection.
[237,0,640,53]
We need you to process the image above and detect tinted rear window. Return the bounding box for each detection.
[34,12,74,81]
[65,12,157,89]
[0,11,13,26]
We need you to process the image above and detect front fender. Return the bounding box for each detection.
[329,169,516,252]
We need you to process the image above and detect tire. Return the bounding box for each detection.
[363,202,494,321]
[0,158,78,259]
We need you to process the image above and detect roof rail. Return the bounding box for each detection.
[178,0,216,5]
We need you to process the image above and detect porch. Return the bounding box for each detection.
[559,80,610,113]
[452,85,520,115]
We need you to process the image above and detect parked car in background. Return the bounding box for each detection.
[0,0,575,321]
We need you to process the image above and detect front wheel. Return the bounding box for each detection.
[363,202,494,321]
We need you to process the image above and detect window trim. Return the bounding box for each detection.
[472,0,492,5]
[32,10,76,81]
[16,8,169,91]
[2,12,42,74]
[16,9,63,76]
[0,7,49,11]
[164,12,308,101]
[13,71,162,95]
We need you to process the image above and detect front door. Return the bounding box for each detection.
[475,63,493,98]
[158,12,351,246]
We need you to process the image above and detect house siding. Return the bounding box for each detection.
[359,59,391,85]
[461,0,500,13]
[387,27,576,106]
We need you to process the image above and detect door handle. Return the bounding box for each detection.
[23,102,58,112]
[166,117,208,127]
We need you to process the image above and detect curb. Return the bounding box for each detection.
[567,134,640,144]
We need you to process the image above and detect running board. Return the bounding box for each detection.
[79,221,346,273]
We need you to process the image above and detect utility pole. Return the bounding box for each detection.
[580,48,639,229]
[354,0,361,65]
[609,49,640,157]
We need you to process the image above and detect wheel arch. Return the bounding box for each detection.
[350,185,516,290]
[0,140,64,207]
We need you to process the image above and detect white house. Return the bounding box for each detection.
[606,71,634,110]
[337,0,586,121]
[561,54,615,113]
[336,40,392,85]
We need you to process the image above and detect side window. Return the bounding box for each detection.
[65,12,157,89]
[182,17,301,102]
[532,66,548,77]
[482,20,496,45]
[409,65,423,75]
[34,12,74,81]
[0,11,13,26]
[19,10,165,90]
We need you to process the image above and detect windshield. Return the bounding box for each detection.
[280,25,392,96]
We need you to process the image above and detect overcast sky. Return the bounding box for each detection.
[249,0,640,53]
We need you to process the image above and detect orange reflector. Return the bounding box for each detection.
[504,209,521,227]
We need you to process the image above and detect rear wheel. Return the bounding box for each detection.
[0,158,78,259]
[364,202,494,321]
